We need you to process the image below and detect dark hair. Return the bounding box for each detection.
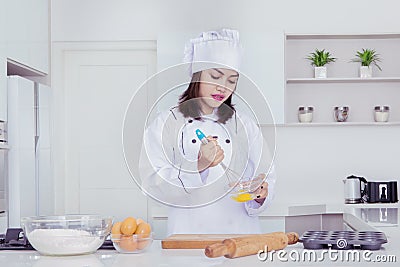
[178,71,236,124]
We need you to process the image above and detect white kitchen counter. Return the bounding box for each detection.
[1,204,398,266]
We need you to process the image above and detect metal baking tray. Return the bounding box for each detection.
[299,230,387,250]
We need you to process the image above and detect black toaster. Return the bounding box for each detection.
[366,181,398,203]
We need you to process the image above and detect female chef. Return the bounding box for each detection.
[139,29,276,234]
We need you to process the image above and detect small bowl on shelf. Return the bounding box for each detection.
[334,106,349,122]
[298,106,314,123]
[374,105,390,122]
[111,232,153,253]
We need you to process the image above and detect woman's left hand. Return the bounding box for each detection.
[253,181,268,205]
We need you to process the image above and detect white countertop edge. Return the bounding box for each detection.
[343,213,378,231]
[0,205,398,266]
[151,202,399,218]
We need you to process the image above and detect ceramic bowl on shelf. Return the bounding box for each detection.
[374,106,390,122]
[298,106,314,123]
[111,232,154,253]
[334,106,349,122]
[21,215,113,256]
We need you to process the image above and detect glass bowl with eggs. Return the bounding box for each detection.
[110,217,153,253]
[228,173,266,202]
[111,232,154,253]
[21,214,113,256]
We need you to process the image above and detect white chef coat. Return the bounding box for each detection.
[139,107,276,235]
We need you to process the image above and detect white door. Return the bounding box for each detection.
[61,44,156,222]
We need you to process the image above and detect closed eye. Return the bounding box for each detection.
[210,74,221,80]
[228,79,237,84]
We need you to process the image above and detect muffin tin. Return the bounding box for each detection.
[299,230,387,250]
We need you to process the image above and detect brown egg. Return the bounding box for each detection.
[111,222,122,238]
[119,235,138,252]
[120,217,137,235]
[136,218,146,225]
[112,222,122,233]
[135,223,151,238]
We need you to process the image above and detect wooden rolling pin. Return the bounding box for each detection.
[204,232,299,259]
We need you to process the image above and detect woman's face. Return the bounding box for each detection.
[198,68,239,114]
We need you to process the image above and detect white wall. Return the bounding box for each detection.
[51,0,400,41]
[51,0,400,209]
[270,125,400,206]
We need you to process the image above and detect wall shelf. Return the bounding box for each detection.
[345,203,400,208]
[285,33,400,124]
[287,77,400,84]
[286,33,400,40]
[284,122,400,127]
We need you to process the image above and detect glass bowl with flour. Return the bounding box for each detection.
[21,215,112,256]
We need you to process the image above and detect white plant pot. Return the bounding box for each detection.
[360,66,372,78]
[314,66,327,79]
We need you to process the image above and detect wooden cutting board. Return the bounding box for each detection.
[161,234,250,249]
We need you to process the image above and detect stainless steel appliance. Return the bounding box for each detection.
[0,121,8,233]
[343,175,367,204]
[0,120,6,143]
[344,175,398,204]
[7,76,37,228]
[366,181,398,203]
[0,149,7,213]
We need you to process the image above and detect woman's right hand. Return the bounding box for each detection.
[198,136,224,172]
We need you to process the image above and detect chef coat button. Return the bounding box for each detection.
[192,139,197,144]
[225,139,231,144]
[188,119,193,123]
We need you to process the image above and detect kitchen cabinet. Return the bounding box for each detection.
[0,0,6,121]
[0,0,49,121]
[4,0,49,74]
[285,33,400,124]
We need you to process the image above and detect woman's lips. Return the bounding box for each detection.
[211,94,224,101]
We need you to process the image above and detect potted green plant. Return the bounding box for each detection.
[306,49,336,78]
[351,48,382,78]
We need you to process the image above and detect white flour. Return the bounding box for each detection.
[27,229,104,255]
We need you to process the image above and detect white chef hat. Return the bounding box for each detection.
[183,28,243,76]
